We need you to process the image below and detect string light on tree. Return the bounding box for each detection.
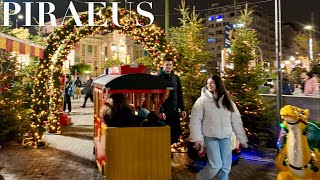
[32,6,178,139]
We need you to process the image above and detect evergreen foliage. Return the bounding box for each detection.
[293,32,320,62]
[20,57,39,109]
[311,64,320,75]
[224,6,276,147]
[0,49,30,144]
[136,56,156,71]
[28,18,46,45]
[0,1,13,34]
[70,63,92,75]
[290,67,307,85]
[103,58,124,68]
[169,0,211,151]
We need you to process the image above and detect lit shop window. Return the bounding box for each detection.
[208,38,216,43]
[208,16,215,21]
[216,14,223,22]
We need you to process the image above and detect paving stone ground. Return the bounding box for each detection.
[0,98,278,180]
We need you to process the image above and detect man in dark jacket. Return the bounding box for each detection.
[81,76,93,108]
[159,58,186,145]
[282,76,294,95]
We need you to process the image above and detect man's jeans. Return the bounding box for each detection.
[197,136,232,180]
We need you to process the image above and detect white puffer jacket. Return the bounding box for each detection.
[190,88,248,144]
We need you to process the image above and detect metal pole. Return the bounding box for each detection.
[275,0,282,131]
[15,19,18,28]
[309,30,313,61]
[165,0,169,37]
[310,11,314,63]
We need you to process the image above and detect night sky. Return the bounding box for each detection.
[3,0,320,30]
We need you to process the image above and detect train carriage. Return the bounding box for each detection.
[92,65,173,180]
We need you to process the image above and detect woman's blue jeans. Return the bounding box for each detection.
[198,136,232,180]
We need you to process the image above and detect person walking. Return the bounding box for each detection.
[190,75,248,180]
[74,76,82,99]
[81,76,93,108]
[158,58,186,145]
[63,79,73,113]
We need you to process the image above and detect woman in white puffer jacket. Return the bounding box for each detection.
[190,75,248,180]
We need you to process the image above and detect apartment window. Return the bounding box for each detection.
[217,46,221,50]
[81,44,86,56]
[216,30,223,35]
[208,16,215,21]
[93,45,98,58]
[104,47,108,60]
[230,12,235,17]
[216,14,223,22]
[208,38,216,43]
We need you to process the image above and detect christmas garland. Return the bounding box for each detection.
[32,7,178,139]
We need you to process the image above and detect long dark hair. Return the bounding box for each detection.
[110,93,132,118]
[206,75,234,112]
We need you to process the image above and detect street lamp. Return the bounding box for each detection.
[275,0,282,140]
[119,44,125,52]
[94,65,99,77]
[110,42,118,59]
[110,42,117,51]
[16,15,23,28]
[304,25,313,62]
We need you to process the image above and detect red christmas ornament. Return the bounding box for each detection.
[0,83,9,93]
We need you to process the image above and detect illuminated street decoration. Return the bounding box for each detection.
[31,7,177,142]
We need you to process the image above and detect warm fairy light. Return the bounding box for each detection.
[32,7,177,138]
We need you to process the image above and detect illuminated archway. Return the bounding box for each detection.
[31,7,178,142]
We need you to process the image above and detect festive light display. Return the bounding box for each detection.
[224,9,274,146]
[32,7,177,139]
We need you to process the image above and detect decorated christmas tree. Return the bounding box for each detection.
[224,6,275,146]
[0,49,29,144]
[169,0,211,151]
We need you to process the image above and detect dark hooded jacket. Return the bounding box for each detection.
[158,69,185,113]
[83,79,93,95]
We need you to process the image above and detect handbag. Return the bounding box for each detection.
[187,141,207,162]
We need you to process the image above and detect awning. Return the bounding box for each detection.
[93,73,173,93]
[0,32,44,59]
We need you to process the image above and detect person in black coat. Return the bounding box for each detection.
[282,76,294,95]
[158,58,186,145]
[81,76,93,108]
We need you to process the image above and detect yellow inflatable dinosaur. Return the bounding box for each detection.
[275,105,320,180]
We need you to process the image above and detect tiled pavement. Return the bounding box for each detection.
[0,98,277,180]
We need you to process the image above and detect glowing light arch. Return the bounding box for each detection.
[31,7,178,141]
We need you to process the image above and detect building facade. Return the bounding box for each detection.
[205,3,275,71]
[42,18,147,76]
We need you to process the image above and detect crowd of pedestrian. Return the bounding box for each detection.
[264,71,319,96]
